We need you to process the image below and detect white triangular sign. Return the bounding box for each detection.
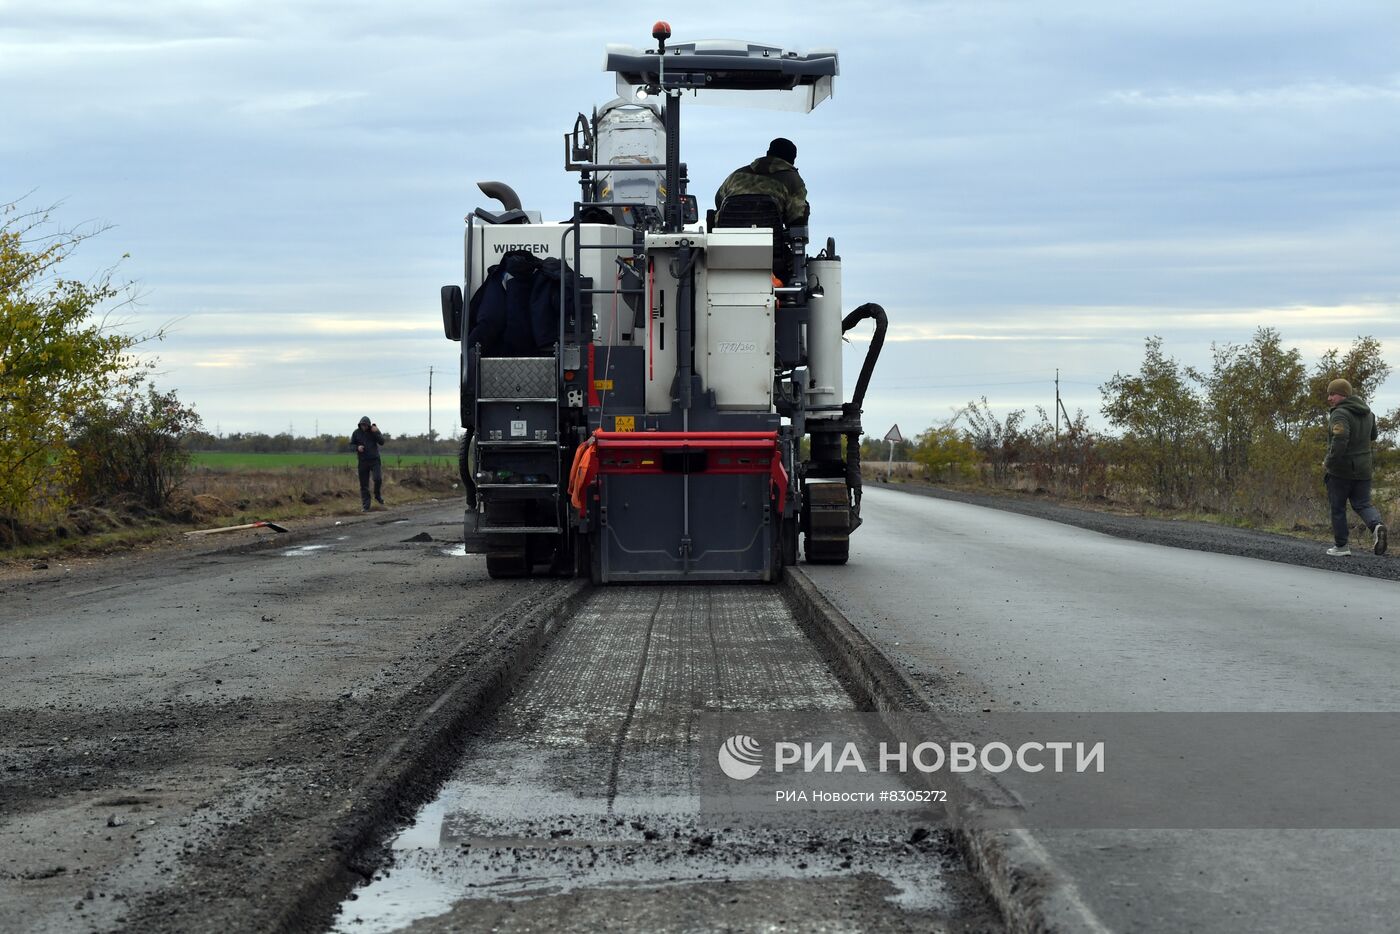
[883,424,904,443]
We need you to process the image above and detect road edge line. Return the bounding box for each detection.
[781,568,1113,934]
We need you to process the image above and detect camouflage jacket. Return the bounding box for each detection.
[1325,396,1377,481]
[714,156,809,225]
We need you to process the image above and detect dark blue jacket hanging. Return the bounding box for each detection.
[529,257,590,350]
[466,251,540,356]
[465,251,590,356]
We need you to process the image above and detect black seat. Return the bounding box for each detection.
[715,194,792,281]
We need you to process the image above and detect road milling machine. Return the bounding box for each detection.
[440,24,886,582]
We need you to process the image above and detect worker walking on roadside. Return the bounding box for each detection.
[351,416,386,512]
[714,137,809,225]
[1322,379,1387,556]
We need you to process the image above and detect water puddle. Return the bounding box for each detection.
[280,544,330,557]
[437,543,483,558]
[331,766,949,933]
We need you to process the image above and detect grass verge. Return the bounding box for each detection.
[1,462,462,564]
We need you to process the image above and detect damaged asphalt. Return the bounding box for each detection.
[1,503,579,932]
[1,503,1004,933]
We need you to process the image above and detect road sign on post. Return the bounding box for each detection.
[882,424,903,478]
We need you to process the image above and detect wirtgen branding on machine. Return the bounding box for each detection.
[698,712,1400,829]
[491,243,551,254]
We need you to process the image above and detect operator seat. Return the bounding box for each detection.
[715,194,793,282]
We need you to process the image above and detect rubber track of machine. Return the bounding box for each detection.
[804,482,851,565]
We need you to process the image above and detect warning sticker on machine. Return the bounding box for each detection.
[594,379,614,391]
[613,416,635,432]
[510,420,527,437]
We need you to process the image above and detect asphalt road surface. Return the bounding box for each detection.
[0,505,547,932]
[804,486,1400,933]
[329,585,1000,932]
[0,503,1001,933]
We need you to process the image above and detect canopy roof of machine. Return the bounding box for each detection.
[605,40,839,113]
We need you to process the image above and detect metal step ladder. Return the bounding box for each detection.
[474,355,564,535]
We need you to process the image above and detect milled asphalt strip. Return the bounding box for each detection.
[782,568,1113,934]
[604,589,664,813]
[273,578,591,932]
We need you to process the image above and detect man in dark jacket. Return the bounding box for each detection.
[351,416,385,511]
[1323,379,1387,556]
[714,137,809,225]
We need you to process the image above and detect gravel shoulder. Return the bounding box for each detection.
[0,501,575,933]
[879,481,1399,581]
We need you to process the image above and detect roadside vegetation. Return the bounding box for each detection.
[1,201,457,561]
[869,329,1398,538]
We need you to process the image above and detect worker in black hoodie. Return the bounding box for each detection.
[1323,379,1387,556]
[351,416,385,511]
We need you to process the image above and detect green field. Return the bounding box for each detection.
[191,452,455,470]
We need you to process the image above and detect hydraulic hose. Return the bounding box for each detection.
[841,303,887,413]
[839,303,886,532]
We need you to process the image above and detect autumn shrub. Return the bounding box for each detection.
[1,203,143,528]
[70,383,202,510]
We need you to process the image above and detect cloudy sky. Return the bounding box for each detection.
[4,0,1398,440]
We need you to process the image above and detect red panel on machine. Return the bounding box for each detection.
[568,431,788,515]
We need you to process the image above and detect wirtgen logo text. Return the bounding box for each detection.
[718,740,1105,779]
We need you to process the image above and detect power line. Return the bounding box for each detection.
[882,378,1103,392]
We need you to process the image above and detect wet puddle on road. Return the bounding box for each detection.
[436,543,482,558]
[329,587,968,933]
[280,544,331,557]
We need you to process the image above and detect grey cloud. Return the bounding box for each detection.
[4,1,1397,435]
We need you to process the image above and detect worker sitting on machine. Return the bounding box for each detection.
[715,137,809,224]
[714,137,808,281]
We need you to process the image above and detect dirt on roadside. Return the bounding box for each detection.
[0,464,461,569]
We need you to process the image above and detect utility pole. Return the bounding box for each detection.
[1053,369,1074,480]
[428,365,434,452]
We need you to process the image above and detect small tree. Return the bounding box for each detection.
[1101,337,1207,507]
[1310,336,1392,403]
[957,397,1026,484]
[71,383,203,509]
[0,201,146,525]
[913,425,979,481]
[1190,328,1311,499]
